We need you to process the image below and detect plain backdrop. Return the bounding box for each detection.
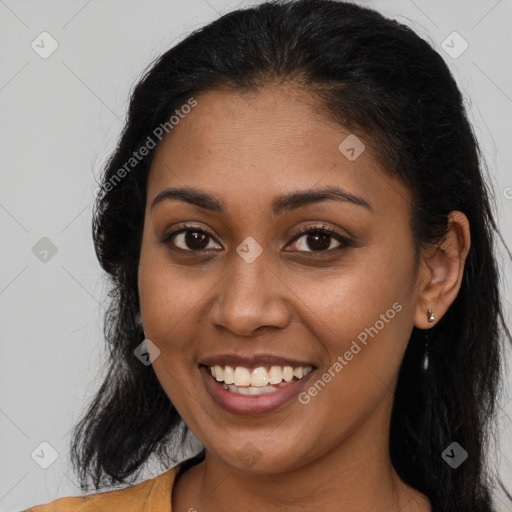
[1,1,511,510]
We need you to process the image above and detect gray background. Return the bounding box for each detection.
[1,0,511,510]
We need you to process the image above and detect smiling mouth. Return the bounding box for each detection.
[200,364,315,395]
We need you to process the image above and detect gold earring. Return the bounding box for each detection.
[427,309,435,323]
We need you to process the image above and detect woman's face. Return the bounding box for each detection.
[138,84,424,474]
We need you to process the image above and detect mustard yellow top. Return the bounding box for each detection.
[24,465,181,512]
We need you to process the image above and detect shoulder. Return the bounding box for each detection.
[23,466,180,512]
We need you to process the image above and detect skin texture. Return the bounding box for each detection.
[137,84,470,512]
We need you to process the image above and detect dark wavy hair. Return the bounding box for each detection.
[70,1,512,510]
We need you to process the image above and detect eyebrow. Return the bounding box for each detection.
[150,185,372,214]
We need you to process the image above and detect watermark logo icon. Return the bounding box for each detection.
[134,338,161,365]
[32,237,58,263]
[237,442,262,468]
[441,31,468,59]
[31,32,59,59]
[236,237,263,264]
[338,134,365,161]
[442,442,468,469]
[31,441,59,469]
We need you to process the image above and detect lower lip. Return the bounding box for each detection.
[200,365,316,416]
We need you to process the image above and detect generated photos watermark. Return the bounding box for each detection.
[298,301,403,404]
[94,97,198,201]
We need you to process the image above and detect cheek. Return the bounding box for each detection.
[292,246,416,388]
[293,289,413,450]
[138,241,208,351]
[139,264,203,417]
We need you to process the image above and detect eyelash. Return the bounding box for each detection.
[160,223,352,255]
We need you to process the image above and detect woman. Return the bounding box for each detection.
[25,0,511,510]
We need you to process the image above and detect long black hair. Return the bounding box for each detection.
[71,1,512,510]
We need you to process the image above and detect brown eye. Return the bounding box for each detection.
[162,228,221,252]
[287,227,351,253]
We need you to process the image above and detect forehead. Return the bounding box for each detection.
[147,85,411,218]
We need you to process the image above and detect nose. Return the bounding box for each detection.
[208,247,292,337]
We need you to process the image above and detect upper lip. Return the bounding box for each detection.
[199,354,316,370]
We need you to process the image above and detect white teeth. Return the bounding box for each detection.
[250,367,269,387]
[223,365,235,384]
[268,365,283,384]
[282,366,294,382]
[208,364,313,387]
[293,367,304,379]
[224,383,281,395]
[234,367,251,386]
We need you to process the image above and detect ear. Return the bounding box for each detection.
[414,211,471,329]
